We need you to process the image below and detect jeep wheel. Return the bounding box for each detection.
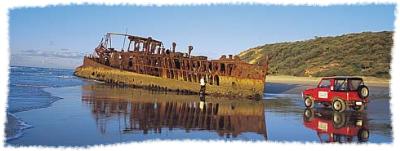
[357,85,369,99]
[357,128,369,142]
[304,97,314,108]
[333,112,346,129]
[332,99,346,112]
[303,108,314,122]
[353,104,365,112]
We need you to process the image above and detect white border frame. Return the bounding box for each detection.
[0,0,398,151]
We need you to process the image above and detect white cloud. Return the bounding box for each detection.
[16,49,86,59]
[10,52,84,69]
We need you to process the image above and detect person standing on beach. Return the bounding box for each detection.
[200,77,206,94]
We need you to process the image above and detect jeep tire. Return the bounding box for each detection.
[358,128,369,142]
[358,85,369,99]
[332,99,346,112]
[304,97,314,108]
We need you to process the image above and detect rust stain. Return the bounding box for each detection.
[74,33,268,99]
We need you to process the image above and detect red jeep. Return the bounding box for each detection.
[302,76,369,112]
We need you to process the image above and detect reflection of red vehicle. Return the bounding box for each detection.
[302,77,369,112]
[303,108,369,143]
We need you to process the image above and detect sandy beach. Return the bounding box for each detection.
[5,67,393,146]
[265,75,389,87]
[6,78,392,146]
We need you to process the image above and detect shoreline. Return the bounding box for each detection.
[5,113,33,141]
[6,79,392,145]
[6,87,63,141]
[265,75,389,87]
[8,85,269,145]
[8,81,392,145]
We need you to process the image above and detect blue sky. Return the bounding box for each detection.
[9,4,395,69]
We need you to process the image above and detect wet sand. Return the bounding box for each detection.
[263,81,392,142]
[7,82,266,146]
[6,66,82,140]
[5,113,32,141]
[265,75,389,87]
[6,80,392,146]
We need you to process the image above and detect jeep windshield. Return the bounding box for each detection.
[318,79,331,88]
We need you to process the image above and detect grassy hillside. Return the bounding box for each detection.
[238,31,392,78]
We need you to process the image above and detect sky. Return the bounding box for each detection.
[9,4,395,69]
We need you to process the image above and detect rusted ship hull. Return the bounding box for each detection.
[75,57,265,99]
[74,33,268,99]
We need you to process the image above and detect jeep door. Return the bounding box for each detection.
[331,79,349,101]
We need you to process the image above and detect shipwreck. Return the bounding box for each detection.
[74,33,268,99]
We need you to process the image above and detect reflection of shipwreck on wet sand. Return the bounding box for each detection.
[74,33,268,99]
[81,84,268,139]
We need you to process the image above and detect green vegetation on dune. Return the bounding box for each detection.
[238,31,392,78]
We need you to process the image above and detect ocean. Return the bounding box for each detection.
[7,66,82,140]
